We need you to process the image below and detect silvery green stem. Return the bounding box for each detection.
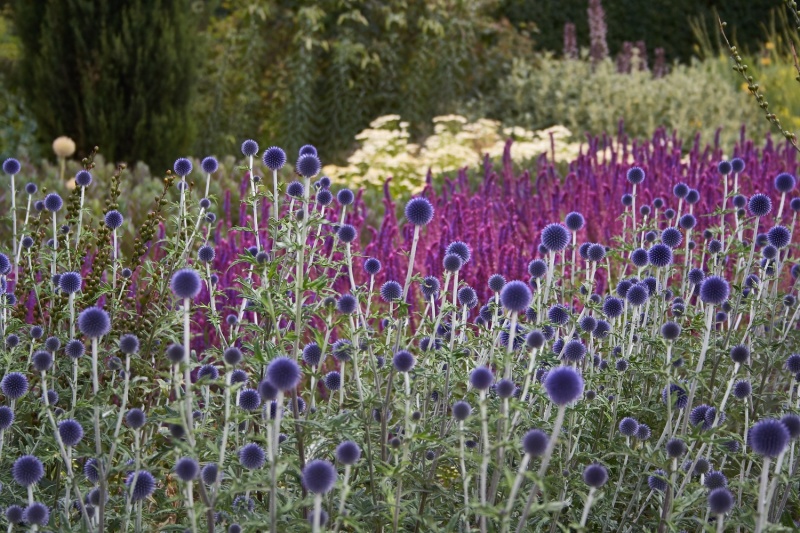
[764,450,786,525]
[270,390,284,533]
[580,487,597,527]
[183,298,193,435]
[91,337,106,533]
[503,453,531,523]
[332,464,352,533]
[108,354,131,466]
[610,439,630,508]
[186,480,197,533]
[543,251,556,305]
[504,312,518,379]
[249,155,262,251]
[112,228,118,291]
[9,173,18,283]
[681,305,714,435]
[52,210,58,278]
[756,456,771,533]
[204,171,211,199]
[402,224,421,300]
[479,390,489,533]
[313,493,323,533]
[459,420,471,532]
[272,169,279,251]
[75,186,85,249]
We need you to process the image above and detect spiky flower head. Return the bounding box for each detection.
[125,470,156,501]
[266,356,301,391]
[405,197,434,226]
[544,366,584,406]
[262,147,286,170]
[12,455,44,487]
[302,459,337,494]
[582,463,609,488]
[521,429,549,456]
[170,268,202,299]
[748,419,790,457]
[58,419,84,447]
[335,441,362,465]
[3,158,21,175]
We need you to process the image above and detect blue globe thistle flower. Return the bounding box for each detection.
[362,258,382,276]
[662,384,688,409]
[166,343,185,364]
[337,224,357,244]
[445,242,471,265]
[580,242,593,259]
[653,197,665,209]
[44,336,61,352]
[673,183,689,198]
[689,404,709,426]
[500,280,532,313]
[647,244,673,268]
[626,284,648,306]
[579,316,597,333]
[173,158,193,177]
[176,180,189,191]
[323,371,341,391]
[29,326,43,340]
[679,213,696,230]
[23,182,38,196]
[791,197,800,212]
[562,340,586,362]
[421,276,440,298]
[196,364,218,382]
[302,459,337,494]
[544,366,584,406]
[296,154,321,178]
[298,144,317,157]
[616,280,632,298]
[732,379,752,399]
[495,379,515,398]
[686,267,705,286]
[717,160,732,174]
[83,458,100,483]
[648,469,668,492]
[616,359,629,372]
[116,334,140,356]
[12,455,44,487]
[733,194,747,209]
[336,188,355,207]
[685,189,700,204]
[336,294,358,314]
[708,487,734,515]
[331,340,353,362]
[34,200,44,211]
[631,248,648,267]
[452,400,472,421]
[43,388,58,406]
[174,457,200,483]
[457,286,477,308]
[666,438,687,458]
[21,235,33,249]
[521,429,549,456]
[104,210,124,230]
[618,417,639,437]
[300,343,321,367]
[762,245,778,260]
[200,156,219,174]
[44,193,63,212]
[587,243,606,262]
[405,197,434,226]
[748,193,773,217]
[332,441,362,466]
[660,320,682,341]
[198,245,215,263]
[286,181,304,198]
[602,297,623,319]
[702,470,727,491]
[201,463,219,485]
[547,304,570,325]
[775,172,796,193]
[470,367,494,390]
[780,414,800,439]
[73,170,93,188]
[565,211,585,231]
[785,354,800,374]
[0,405,14,430]
[442,253,463,273]
[663,208,675,219]
[5,504,23,524]
[625,166,645,184]
[703,407,725,429]
[316,188,333,206]
[262,147,286,170]
[3,158,21,175]
[57,271,83,294]
[170,268,202,299]
[640,205,651,217]
[1,372,28,399]
[583,463,609,488]
[636,423,652,440]
[380,281,403,302]
[730,157,745,173]
[58,419,84,447]
[241,139,259,157]
[238,443,266,469]
[125,408,146,429]
[266,356,301,391]
[707,239,722,254]
[767,225,791,249]
[487,274,506,293]
[524,330,544,349]
[5,334,19,349]
[238,389,261,411]
[527,259,547,278]
[540,223,570,251]
[126,470,156,501]
[392,351,415,373]
[699,276,730,305]
[23,502,49,526]
[661,227,683,248]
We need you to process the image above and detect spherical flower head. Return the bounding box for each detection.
[767,225,791,249]
[708,487,734,515]
[547,304,570,325]
[56,271,82,295]
[647,244,673,268]
[626,284,649,306]
[296,153,321,178]
[166,343,185,364]
[618,417,639,437]
[125,408,146,429]
[1,372,29,400]
[661,227,682,248]
[380,281,403,302]
[31,350,53,372]
[583,463,609,488]
[685,189,700,204]
[126,470,156,501]
[171,457,200,483]
[44,193,63,212]
[324,371,341,391]
[331,340,353,361]
[198,245,215,263]
[263,146,286,170]
[521,429,549,456]
[483,274,505,294]
[442,242,470,265]
[679,213,697,231]
[102,209,124,230]
[266,356,301,391]
[495,378,515,398]
[541,223,570,252]
[363,257,382,276]
[748,193,773,217]
[238,443,266,469]
[728,344,750,364]
[316,188,333,205]
[336,440,362,465]
[421,276,440,298]
[72,170,94,189]
[286,180,305,198]
[699,276,730,305]
[405,197,434,226]
[296,344,320,368]
[673,182,689,198]
[302,459,337,494]
[544,366,584,406]
[562,339,586,363]
[44,335,61,352]
[452,400,472,421]
[660,321,681,341]
[335,188,355,207]
[630,248,648,267]
[635,423,652,441]
[173,158,193,177]
[0,405,14,430]
[12,455,44,487]
[749,419,790,457]
[528,259,547,278]
[238,389,261,411]
[337,224,357,243]
[602,297,623,318]
[648,469,668,492]
[621,193,633,207]
[666,438,687,458]
[240,139,259,157]
[201,463,219,485]
[579,316,597,334]
[733,379,751,399]
[58,419,84,447]
[24,181,38,196]
[336,294,358,314]
[775,172,796,193]
[3,158,20,175]
[198,156,218,174]
[689,404,709,426]
[500,280,532,313]
[23,502,49,526]
[565,211,585,231]
[470,367,494,391]
[170,268,202,299]
[5,504,23,524]
[443,253,463,273]
[716,160,732,175]
[393,350,416,373]
[780,414,800,439]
